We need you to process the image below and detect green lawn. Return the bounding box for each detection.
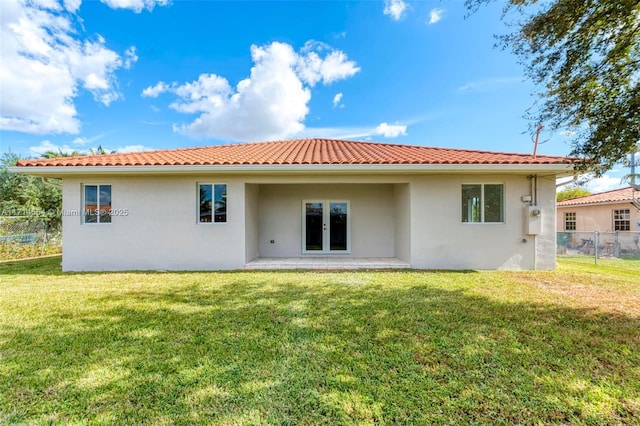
[1,257,639,425]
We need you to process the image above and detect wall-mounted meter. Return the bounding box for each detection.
[524,206,542,235]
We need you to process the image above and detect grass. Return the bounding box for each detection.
[1,257,639,425]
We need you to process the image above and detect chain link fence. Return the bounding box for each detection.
[557,231,640,262]
[0,216,61,261]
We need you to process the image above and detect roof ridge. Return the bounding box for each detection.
[16,137,574,168]
[560,186,633,201]
[557,186,637,206]
[19,138,570,164]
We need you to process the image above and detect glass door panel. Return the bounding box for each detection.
[329,202,348,251]
[305,202,323,251]
[303,200,349,253]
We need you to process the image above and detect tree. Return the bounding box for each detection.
[556,186,591,202]
[88,145,116,155]
[0,152,62,229]
[40,148,81,158]
[467,0,640,175]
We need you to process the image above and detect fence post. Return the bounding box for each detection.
[594,231,599,265]
[614,230,619,258]
[41,220,47,256]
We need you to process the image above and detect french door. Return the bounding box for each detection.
[302,200,350,253]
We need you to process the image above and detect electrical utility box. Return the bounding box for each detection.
[524,206,542,235]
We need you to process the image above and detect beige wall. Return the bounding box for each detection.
[257,184,396,258]
[557,203,640,232]
[408,174,556,270]
[62,176,248,271]
[61,172,558,271]
[244,184,260,262]
[393,183,411,263]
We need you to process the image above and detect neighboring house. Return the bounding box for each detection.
[557,187,640,232]
[15,138,573,271]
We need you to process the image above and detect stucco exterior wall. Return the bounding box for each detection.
[60,172,558,271]
[257,184,395,258]
[535,175,558,270]
[557,203,640,232]
[408,174,554,270]
[393,183,411,263]
[62,176,248,271]
[244,184,260,262]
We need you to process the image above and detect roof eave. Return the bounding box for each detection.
[557,200,635,208]
[9,163,575,177]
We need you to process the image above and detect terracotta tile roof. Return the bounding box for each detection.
[557,186,640,207]
[16,138,572,167]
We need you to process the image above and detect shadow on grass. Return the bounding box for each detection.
[0,255,63,275]
[1,274,639,424]
[0,256,481,276]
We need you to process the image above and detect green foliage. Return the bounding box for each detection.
[0,152,62,229]
[40,149,81,158]
[0,240,61,261]
[467,0,640,175]
[88,145,117,155]
[1,261,639,424]
[556,185,591,201]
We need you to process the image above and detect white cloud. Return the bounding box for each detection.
[583,174,626,193]
[428,8,445,25]
[333,31,347,39]
[63,0,81,12]
[72,137,88,145]
[124,46,138,69]
[383,0,408,21]
[333,92,343,108]
[29,139,150,157]
[297,121,410,140]
[144,41,360,141]
[457,77,521,92]
[373,122,407,138]
[142,81,171,98]
[296,41,360,86]
[71,134,103,145]
[0,0,135,134]
[99,0,169,13]
[29,140,77,156]
[115,144,151,152]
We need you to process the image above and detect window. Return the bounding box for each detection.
[198,183,227,223]
[613,209,630,231]
[462,184,504,223]
[564,212,576,231]
[83,184,111,224]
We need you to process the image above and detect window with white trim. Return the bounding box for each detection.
[198,183,227,223]
[613,209,630,231]
[462,184,504,223]
[564,212,576,231]
[83,184,111,224]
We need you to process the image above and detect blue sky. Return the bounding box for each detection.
[0,0,632,191]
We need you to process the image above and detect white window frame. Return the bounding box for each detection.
[461,183,505,224]
[301,200,351,254]
[81,184,112,225]
[197,183,227,224]
[564,212,576,231]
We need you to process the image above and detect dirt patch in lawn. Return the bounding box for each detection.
[513,273,640,317]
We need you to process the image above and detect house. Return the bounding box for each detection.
[15,138,573,271]
[556,187,640,233]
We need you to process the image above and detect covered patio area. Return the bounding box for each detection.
[245,257,410,270]
[244,182,412,267]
